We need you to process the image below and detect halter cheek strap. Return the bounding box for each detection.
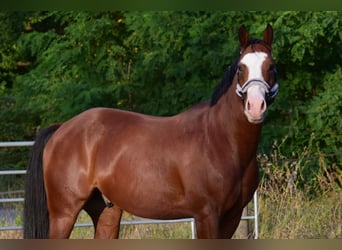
[236,79,279,104]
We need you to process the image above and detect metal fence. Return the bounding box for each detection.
[0,141,258,239]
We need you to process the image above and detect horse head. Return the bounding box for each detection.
[236,24,278,124]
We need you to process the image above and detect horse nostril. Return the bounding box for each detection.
[247,101,251,111]
[246,99,267,114]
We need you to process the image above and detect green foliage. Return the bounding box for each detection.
[259,12,342,163]
[306,67,342,156]
[13,11,130,126]
[0,12,33,141]
[0,12,27,87]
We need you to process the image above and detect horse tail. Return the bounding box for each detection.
[24,124,61,239]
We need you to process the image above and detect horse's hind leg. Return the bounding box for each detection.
[83,189,123,239]
[46,178,94,238]
[48,198,84,238]
[48,214,78,239]
[95,204,123,239]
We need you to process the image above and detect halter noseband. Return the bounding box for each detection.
[236,79,279,105]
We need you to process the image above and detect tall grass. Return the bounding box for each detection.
[257,136,341,239]
[258,190,341,238]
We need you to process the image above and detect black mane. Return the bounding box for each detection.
[210,58,238,106]
[210,39,268,106]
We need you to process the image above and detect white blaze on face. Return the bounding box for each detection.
[240,52,267,79]
[240,52,268,124]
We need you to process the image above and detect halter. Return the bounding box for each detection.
[236,78,279,105]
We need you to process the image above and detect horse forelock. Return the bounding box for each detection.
[243,39,272,53]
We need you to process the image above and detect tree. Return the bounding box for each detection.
[11,12,130,128]
[265,12,342,160]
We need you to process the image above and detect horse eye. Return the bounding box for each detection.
[268,64,275,72]
[238,65,244,72]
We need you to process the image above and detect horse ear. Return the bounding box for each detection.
[239,25,249,51]
[263,24,273,47]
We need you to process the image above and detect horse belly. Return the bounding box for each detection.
[101,169,190,220]
[124,193,189,220]
[96,151,192,220]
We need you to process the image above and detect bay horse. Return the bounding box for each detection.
[24,24,278,239]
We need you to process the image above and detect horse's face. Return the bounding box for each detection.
[236,25,278,124]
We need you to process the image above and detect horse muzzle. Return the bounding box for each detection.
[244,84,267,124]
[236,79,278,124]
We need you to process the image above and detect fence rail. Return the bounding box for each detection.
[0,141,258,239]
[0,141,34,147]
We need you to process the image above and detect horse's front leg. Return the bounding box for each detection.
[218,209,244,238]
[194,213,220,239]
[95,204,123,239]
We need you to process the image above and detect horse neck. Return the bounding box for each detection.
[207,80,263,163]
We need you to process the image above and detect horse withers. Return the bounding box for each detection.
[24,24,278,239]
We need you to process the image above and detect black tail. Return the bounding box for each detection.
[24,124,61,239]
